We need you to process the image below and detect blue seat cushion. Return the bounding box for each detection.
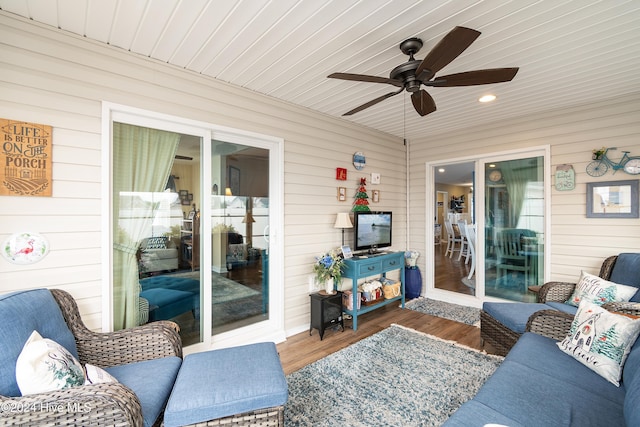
[545,301,579,314]
[609,253,640,301]
[443,399,524,427]
[105,356,182,427]
[507,333,625,404]
[0,289,78,397]
[164,342,288,427]
[483,302,553,334]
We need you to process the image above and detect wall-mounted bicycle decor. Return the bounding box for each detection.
[586,147,640,177]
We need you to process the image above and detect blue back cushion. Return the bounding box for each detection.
[0,289,78,397]
[609,253,640,302]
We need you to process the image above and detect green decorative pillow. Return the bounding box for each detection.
[16,330,86,395]
[557,301,640,386]
[566,271,638,307]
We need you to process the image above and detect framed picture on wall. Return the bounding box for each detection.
[228,166,240,196]
[586,179,639,218]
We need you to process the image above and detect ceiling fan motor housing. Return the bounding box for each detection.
[390,60,423,92]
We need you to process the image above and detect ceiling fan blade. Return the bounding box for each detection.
[411,90,437,116]
[343,88,404,116]
[427,68,519,87]
[416,26,481,80]
[328,72,403,87]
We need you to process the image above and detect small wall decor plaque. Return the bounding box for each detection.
[353,152,366,170]
[2,231,50,264]
[0,119,52,197]
[336,167,347,180]
[555,164,575,191]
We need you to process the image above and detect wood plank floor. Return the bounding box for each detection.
[277,246,498,375]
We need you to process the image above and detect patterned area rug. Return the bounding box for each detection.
[406,297,480,327]
[167,271,259,304]
[285,325,502,426]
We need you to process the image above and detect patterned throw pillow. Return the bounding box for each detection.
[566,271,638,307]
[16,330,86,395]
[144,236,167,250]
[557,301,640,386]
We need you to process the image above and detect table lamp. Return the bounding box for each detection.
[334,212,353,246]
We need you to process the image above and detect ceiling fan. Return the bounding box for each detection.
[328,26,519,117]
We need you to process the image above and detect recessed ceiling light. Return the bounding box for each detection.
[479,94,496,103]
[438,168,445,173]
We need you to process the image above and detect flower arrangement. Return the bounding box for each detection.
[592,147,606,160]
[313,248,344,284]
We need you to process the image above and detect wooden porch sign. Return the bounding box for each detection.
[0,119,52,196]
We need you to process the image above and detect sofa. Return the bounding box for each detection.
[138,236,179,274]
[482,253,640,356]
[444,305,640,426]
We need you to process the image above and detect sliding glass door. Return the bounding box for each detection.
[108,106,282,349]
[427,149,548,303]
[484,156,545,302]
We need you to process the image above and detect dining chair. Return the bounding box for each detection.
[444,221,463,258]
[463,224,477,279]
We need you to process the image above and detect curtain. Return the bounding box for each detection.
[112,123,180,330]
[501,158,538,228]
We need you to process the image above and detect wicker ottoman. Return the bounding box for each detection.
[163,342,288,427]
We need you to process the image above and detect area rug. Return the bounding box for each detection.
[285,324,502,426]
[405,297,480,327]
[168,271,259,304]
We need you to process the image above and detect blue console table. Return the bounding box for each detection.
[342,251,405,331]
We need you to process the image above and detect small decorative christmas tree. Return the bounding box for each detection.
[352,177,370,212]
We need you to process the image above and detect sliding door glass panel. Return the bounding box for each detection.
[211,141,270,335]
[113,123,203,345]
[485,156,544,302]
[433,161,475,296]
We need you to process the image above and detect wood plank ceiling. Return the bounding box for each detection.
[1,0,639,141]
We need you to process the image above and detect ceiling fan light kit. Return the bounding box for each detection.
[328,26,519,117]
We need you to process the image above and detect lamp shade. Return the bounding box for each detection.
[334,212,353,229]
[225,187,233,196]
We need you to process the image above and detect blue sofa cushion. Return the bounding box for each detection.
[164,342,288,427]
[444,399,524,427]
[105,356,182,427]
[545,301,578,314]
[624,367,640,427]
[609,253,640,302]
[0,289,78,397]
[471,358,625,427]
[483,302,553,334]
[509,332,626,404]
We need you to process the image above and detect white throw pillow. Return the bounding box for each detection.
[15,330,86,395]
[557,301,640,386]
[84,364,118,385]
[566,271,638,307]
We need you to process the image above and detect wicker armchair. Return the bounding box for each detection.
[481,255,633,356]
[0,289,182,426]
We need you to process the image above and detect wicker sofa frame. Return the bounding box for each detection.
[0,289,183,426]
[480,255,626,356]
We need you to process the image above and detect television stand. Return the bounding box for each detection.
[342,251,405,331]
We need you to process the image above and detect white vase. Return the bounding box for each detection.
[325,278,335,294]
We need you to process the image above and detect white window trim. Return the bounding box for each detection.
[424,145,551,306]
[101,102,285,350]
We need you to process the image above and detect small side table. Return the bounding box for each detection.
[309,292,344,340]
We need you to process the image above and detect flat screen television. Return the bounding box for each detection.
[353,211,392,253]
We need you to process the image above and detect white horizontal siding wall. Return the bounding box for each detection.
[408,93,640,286]
[0,13,406,334]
